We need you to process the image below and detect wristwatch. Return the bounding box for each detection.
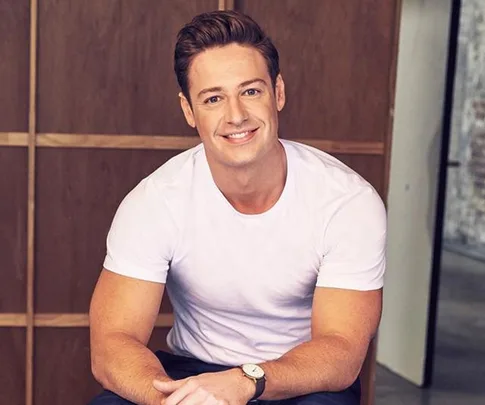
[239,363,266,401]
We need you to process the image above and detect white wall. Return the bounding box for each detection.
[377,0,452,386]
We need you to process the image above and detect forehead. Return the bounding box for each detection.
[188,44,269,93]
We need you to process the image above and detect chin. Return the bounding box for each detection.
[221,156,257,169]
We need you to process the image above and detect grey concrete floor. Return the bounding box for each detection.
[375,250,485,405]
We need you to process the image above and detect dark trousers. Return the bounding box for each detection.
[89,350,361,405]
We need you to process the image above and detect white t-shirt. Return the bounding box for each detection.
[103,139,387,366]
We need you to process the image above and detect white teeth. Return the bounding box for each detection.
[227,131,249,139]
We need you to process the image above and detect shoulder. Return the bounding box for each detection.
[282,139,378,202]
[117,144,204,219]
[146,143,204,191]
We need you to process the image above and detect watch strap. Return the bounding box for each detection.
[251,375,266,401]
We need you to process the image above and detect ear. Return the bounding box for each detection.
[179,92,196,128]
[275,74,286,112]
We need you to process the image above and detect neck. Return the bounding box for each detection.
[208,141,287,215]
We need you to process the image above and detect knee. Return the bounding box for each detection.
[88,390,136,405]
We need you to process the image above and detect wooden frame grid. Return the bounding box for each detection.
[0,2,401,405]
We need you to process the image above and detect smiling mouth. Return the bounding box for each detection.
[221,128,258,143]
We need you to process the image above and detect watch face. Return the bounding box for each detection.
[242,363,265,379]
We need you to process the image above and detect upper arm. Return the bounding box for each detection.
[89,268,164,346]
[311,287,382,360]
[91,177,176,345]
[311,186,386,359]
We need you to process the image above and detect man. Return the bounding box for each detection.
[89,10,386,405]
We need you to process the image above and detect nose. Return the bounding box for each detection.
[225,98,248,126]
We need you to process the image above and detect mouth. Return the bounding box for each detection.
[221,128,258,144]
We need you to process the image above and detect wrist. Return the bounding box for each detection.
[228,368,257,402]
[239,363,266,401]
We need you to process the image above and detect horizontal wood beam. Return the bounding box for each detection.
[0,132,384,155]
[0,313,174,327]
[34,313,93,327]
[36,133,201,150]
[0,313,27,326]
[0,132,29,146]
[296,139,383,155]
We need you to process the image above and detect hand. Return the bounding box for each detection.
[153,368,255,405]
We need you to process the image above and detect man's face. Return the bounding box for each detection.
[179,43,286,169]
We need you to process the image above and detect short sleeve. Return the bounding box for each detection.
[103,177,176,283]
[317,186,387,291]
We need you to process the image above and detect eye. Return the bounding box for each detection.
[204,95,221,104]
[244,88,261,96]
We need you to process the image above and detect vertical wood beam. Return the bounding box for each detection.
[383,0,403,205]
[368,1,403,405]
[218,0,235,11]
[26,0,38,404]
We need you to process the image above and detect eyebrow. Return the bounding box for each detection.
[196,78,268,99]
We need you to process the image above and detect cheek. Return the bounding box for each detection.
[194,111,221,135]
[246,101,275,119]
[255,103,278,125]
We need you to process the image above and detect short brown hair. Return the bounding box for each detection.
[174,10,280,103]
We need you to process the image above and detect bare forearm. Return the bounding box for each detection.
[259,335,363,400]
[92,332,172,405]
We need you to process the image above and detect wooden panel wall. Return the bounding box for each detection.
[0,329,26,405]
[0,1,400,405]
[35,148,181,313]
[0,2,30,404]
[0,148,28,312]
[238,0,396,143]
[0,0,29,131]
[37,0,215,135]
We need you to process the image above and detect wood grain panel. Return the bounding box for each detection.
[37,0,218,135]
[0,0,29,131]
[0,329,25,405]
[334,154,385,198]
[34,328,101,405]
[35,148,182,313]
[34,328,171,404]
[237,0,396,142]
[0,148,27,312]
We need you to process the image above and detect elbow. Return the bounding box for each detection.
[337,365,362,392]
[342,373,360,392]
[325,375,358,393]
[91,353,111,390]
[327,376,357,393]
[324,362,361,392]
